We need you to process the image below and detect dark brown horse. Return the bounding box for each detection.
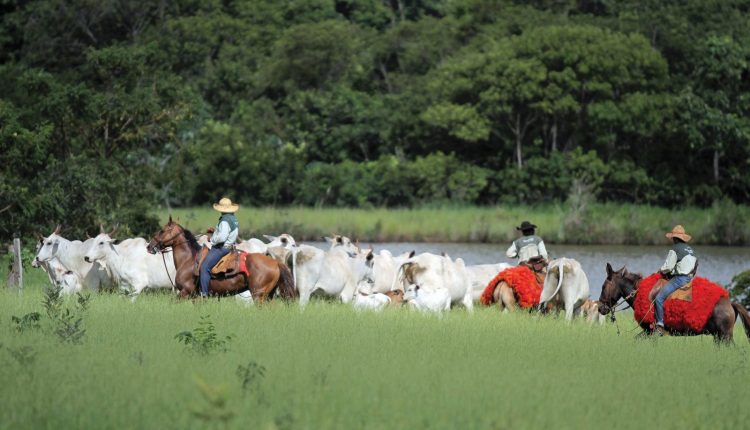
[146,217,296,301]
[598,263,750,343]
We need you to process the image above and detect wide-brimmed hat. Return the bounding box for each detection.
[516,221,537,231]
[213,197,239,213]
[665,225,691,242]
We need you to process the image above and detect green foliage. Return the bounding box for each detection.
[236,361,266,395]
[175,315,232,355]
[190,375,236,428]
[729,270,750,308]
[40,285,89,344]
[11,312,41,333]
[2,0,750,242]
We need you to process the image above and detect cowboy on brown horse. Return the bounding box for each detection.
[200,197,240,298]
[654,225,698,336]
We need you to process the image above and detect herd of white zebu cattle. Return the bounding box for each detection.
[32,226,604,322]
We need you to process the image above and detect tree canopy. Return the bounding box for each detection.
[1,0,749,239]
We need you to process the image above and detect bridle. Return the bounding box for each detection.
[150,226,192,291]
[602,274,640,335]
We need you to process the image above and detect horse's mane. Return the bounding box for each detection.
[179,226,201,253]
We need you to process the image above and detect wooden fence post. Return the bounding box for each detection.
[7,238,23,289]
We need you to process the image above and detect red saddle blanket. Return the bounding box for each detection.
[480,265,542,309]
[633,273,729,333]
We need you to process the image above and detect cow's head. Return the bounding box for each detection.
[84,229,117,263]
[264,233,297,249]
[404,284,420,302]
[35,224,63,263]
[324,234,358,253]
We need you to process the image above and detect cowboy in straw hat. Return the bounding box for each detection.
[199,197,240,297]
[654,225,698,336]
[506,220,548,267]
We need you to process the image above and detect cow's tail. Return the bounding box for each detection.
[291,248,298,290]
[539,261,564,310]
[275,262,297,299]
[732,302,750,341]
[391,261,411,292]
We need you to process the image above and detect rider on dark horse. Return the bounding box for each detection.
[200,197,240,297]
[655,225,698,336]
[506,221,548,275]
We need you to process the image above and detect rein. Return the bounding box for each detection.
[152,228,197,291]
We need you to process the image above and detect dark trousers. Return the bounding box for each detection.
[200,247,230,296]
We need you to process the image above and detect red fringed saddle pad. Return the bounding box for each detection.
[480,265,542,309]
[633,273,729,333]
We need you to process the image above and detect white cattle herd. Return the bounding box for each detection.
[32,225,599,322]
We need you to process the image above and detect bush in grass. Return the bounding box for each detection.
[175,315,232,355]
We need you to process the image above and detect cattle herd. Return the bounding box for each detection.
[31,225,604,323]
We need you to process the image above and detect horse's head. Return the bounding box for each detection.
[147,216,183,254]
[598,263,639,315]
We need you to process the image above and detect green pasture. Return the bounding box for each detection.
[1,279,749,429]
[159,203,750,245]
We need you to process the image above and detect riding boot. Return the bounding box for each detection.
[654,324,669,337]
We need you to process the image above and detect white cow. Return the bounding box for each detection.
[325,234,359,253]
[57,270,83,295]
[83,233,177,299]
[465,263,512,302]
[393,253,473,309]
[539,258,590,320]
[285,244,373,306]
[200,233,296,254]
[404,284,451,313]
[32,239,83,294]
[34,226,111,291]
[366,250,415,294]
[352,283,404,311]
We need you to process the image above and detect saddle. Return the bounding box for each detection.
[520,257,547,286]
[648,278,693,302]
[193,247,246,279]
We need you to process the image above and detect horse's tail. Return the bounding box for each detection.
[731,302,750,341]
[276,263,297,300]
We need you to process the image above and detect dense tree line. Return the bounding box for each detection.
[1,0,749,239]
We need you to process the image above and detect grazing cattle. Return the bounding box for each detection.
[57,270,83,295]
[580,299,606,324]
[353,288,405,311]
[404,284,451,312]
[466,263,512,302]
[84,232,177,299]
[366,250,415,294]
[325,234,359,253]
[538,258,590,320]
[34,225,111,291]
[201,233,296,254]
[393,253,473,309]
[282,244,373,305]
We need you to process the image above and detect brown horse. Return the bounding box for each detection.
[146,217,296,301]
[598,263,750,343]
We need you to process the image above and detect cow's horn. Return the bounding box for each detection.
[99,223,105,234]
[53,224,61,235]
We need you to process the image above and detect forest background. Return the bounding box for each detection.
[2,0,749,243]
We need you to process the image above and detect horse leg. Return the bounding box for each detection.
[706,297,736,344]
[500,284,516,312]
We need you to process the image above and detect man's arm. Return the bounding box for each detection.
[538,240,548,260]
[210,221,230,246]
[505,242,518,259]
[660,250,677,274]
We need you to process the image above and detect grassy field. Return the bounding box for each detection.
[1,276,749,429]
[159,202,750,246]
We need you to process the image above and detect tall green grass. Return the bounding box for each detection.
[160,201,750,245]
[1,286,748,429]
